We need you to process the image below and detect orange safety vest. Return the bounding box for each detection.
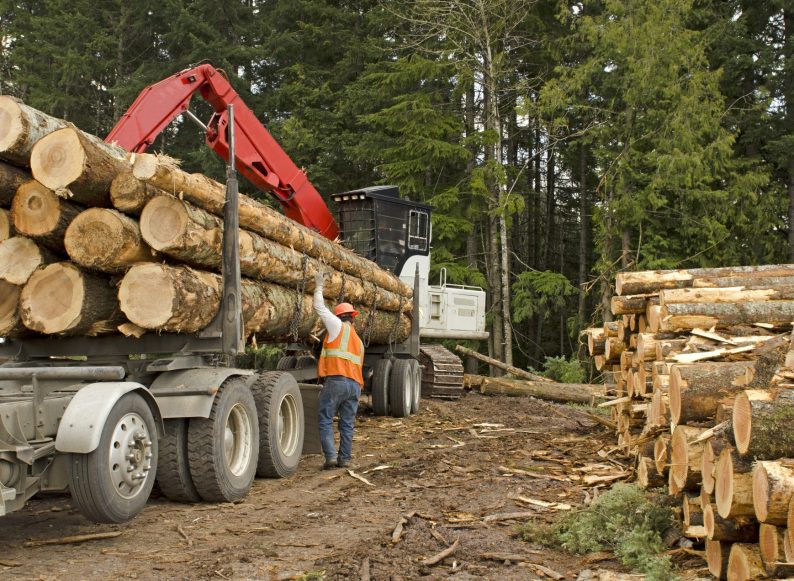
[318,322,364,386]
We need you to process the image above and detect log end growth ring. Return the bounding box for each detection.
[0,280,20,334]
[11,181,61,235]
[20,262,82,334]
[0,237,44,285]
[732,391,752,455]
[0,96,23,152]
[30,127,85,191]
[118,263,176,328]
[752,463,771,523]
[715,448,735,518]
[65,209,133,268]
[139,196,187,249]
[670,426,689,488]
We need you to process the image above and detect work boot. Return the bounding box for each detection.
[323,458,338,470]
[337,459,354,469]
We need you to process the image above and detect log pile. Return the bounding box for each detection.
[582,265,794,579]
[0,98,412,345]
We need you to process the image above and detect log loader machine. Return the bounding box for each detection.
[0,64,487,522]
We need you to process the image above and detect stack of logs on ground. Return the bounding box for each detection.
[582,266,794,580]
[0,96,413,345]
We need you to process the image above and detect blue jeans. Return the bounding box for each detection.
[317,376,361,462]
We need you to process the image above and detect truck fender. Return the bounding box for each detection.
[55,382,164,454]
[148,368,254,420]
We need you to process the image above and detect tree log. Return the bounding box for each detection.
[716,461,755,519]
[655,338,688,360]
[20,262,122,335]
[0,281,25,337]
[0,96,67,166]
[683,493,703,527]
[637,456,665,488]
[30,126,129,206]
[753,460,794,525]
[604,337,625,361]
[454,345,548,381]
[668,361,755,425]
[759,524,788,574]
[0,208,13,242]
[695,274,794,289]
[733,388,794,458]
[109,171,163,215]
[704,502,759,542]
[662,285,794,305]
[727,543,769,581]
[0,161,30,206]
[477,376,600,405]
[584,327,605,355]
[654,434,670,475]
[611,294,652,315]
[671,425,706,490]
[702,437,733,495]
[616,265,794,296]
[706,539,730,580]
[635,332,674,361]
[139,196,407,311]
[132,153,410,296]
[660,301,794,331]
[118,263,409,343]
[603,321,619,337]
[0,237,55,285]
[64,208,154,273]
[11,180,82,252]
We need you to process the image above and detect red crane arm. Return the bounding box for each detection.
[105,64,339,239]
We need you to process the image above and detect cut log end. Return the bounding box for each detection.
[706,539,728,579]
[29,127,85,191]
[0,96,22,153]
[131,152,160,181]
[753,463,771,523]
[11,180,61,236]
[139,195,188,249]
[732,391,752,455]
[64,208,153,271]
[20,262,85,333]
[118,263,178,329]
[727,543,766,581]
[0,237,48,285]
[758,523,782,565]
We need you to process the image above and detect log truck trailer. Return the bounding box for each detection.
[0,64,487,522]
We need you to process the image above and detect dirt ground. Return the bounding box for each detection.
[0,392,706,581]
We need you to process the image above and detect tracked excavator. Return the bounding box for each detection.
[108,64,488,401]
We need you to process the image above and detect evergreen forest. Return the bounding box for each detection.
[2,0,792,376]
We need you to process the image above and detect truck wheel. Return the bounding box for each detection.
[408,359,421,414]
[156,419,200,503]
[276,356,297,370]
[372,359,391,416]
[68,392,158,523]
[187,377,258,502]
[252,371,304,478]
[295,355,316,369]
[389,359,412,418]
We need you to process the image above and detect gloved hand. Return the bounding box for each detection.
[314,271,325,290]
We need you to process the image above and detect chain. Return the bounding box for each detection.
[388,296,405,348]
[362,296,378,348]
[289,253,309,341]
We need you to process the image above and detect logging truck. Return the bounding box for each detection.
[0,65,486,521]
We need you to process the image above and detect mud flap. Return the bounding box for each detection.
[298,384,322,455]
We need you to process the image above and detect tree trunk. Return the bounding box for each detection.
[752,460,794,525]
[669,361,754,425]
[706,539,730,580]
[11,180,82,252]
[670,425,706,490]
[0,161,30,206]
[704,503,759,542]
[577,144,589,328]
[0,237,56,285]
[139,196,408,312]
[610,294,655,315]
[661,285,794,305]
[30,127,129,206]
[478,376,600,405]
[454,345,548,382]
[20,262,122,335]
[109,171,163,215]
[0,96,67,166]
[616,264,794,296]
[64,208,154,273]
[0,208,13,242]
[727,544,769,581]
[131,153,410,297]
[733,388,794,458]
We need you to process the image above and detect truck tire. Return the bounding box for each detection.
[408,359,421,414]
[156,419,201,503]
[389,359,412,418]
[187,377,259,502]
[251,371,304,478]
[68,392,158,523]
[276,356,297,370]
[295,355,316,369]
[372,358,391,416]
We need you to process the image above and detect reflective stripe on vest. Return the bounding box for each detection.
[320,324,363,366]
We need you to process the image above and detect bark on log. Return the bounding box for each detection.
[603,321,619,337]
[733,388,794,458]
[118,263,409,343]
[655,338,688,360]
[611,294,653,315]
[584,327,605,355]
[616,265,794,296]
[669,361,754,425]
[11,180,82,252]
[132,153,410,297]
[30,126,129,206]
[753,460,794,525]
[0,280,25,337]
[0,96,67,166]
[20,262,122,335]
[477,377,600,405]
[140,196,407,311]
[704,502,759,542]
[671,425,706,490]
[695,274,794,289]
[662,285,794,305]
[109,171,163,215]
[683,493,704,527]
[65,208,154,273]
[637,456,665,488]
[706,539,731,580]
[0,237,55,285]
[660,301,794,331]
[454,345,548,382]
[604,337,625,361]
[727,543,769,581]
[0,208,13,242]
[0,161,30,206]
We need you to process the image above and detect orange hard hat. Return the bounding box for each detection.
[334,303,359,317]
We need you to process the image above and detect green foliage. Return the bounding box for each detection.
[519,484,675,581]
[512,271,577,324]
[541,355,585,383]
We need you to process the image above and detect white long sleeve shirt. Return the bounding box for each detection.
[313,284,342,342]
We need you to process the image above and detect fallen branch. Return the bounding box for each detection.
[23,531,122,547]
[455,345,550,382]
[347,470,375,487]
[420,538,460,566]
[482,511,535,523]
[176,524,192,547]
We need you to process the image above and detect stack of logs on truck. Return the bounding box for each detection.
[582,265,794,580]
[0,95,412,355]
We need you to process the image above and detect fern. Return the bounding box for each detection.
[512,271,577,324]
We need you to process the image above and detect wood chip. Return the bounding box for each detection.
[420,538,460,566]
[176,524,193,547]
[482,511,535,523]
[498,465,569,482]
[23,531,123,547]
[0,560,21,567]
[362,465,391,474]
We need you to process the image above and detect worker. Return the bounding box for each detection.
[313,271,365,469]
